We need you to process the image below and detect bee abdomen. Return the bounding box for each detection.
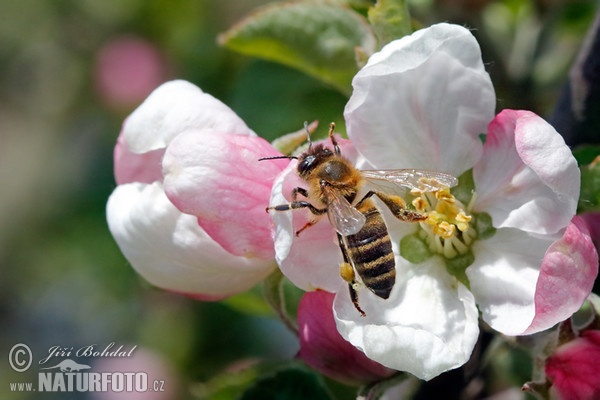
[346,207,396,299]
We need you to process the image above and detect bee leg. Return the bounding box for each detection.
[337,233,366,317]
[295,219,318,236]
[291,187,309,201]
[267,187,327,235]
[357,191,427,222]
[348,283,366,317]
[266,187,322,214]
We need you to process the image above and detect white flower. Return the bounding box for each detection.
[269,24,598,380]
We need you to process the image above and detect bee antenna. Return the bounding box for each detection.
[328,122,340,155]
[258,155,298,162]
[304,121,313,149]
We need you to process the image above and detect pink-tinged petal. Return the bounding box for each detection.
[162,130,288,259]
[522,217,598,334]
[298,290,395,385]
[344,23,494,176]
[334,259,479,381]
[124,80,254,153]
[467,228,554,335]
[545,330,600,400]
[473,110,579,235]
[114,124,164,185]
[106,182,275,298]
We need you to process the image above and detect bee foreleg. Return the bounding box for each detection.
[267,191,327,236]
[357,191,427,223]
[291,187,309,201]
[266,200,326,216]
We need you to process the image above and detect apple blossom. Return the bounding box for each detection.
[269,23,598,380]
[107,80,286,299]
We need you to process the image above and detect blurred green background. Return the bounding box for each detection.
[0,0,596,399]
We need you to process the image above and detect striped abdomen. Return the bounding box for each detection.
[343,199,396,299]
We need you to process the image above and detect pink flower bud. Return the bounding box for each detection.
[545,329,600,400]
[297,290,395,385]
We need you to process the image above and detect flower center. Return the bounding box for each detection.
[412,188,476,259]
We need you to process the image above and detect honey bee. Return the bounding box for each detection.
[261,122,458,316]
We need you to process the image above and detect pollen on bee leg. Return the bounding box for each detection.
[339,262,355,283]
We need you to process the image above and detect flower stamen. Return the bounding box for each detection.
[412,188,475,259]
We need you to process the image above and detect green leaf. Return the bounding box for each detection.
[222,285,273,316]
[240,367,332,400]
[573,145,600,165]
[219,1,376,95]
[368,0,411,48]
[579,160,600,212]
[263,269,301,335]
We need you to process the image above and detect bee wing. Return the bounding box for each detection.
[324,187,366,236]
[361,169,458,192]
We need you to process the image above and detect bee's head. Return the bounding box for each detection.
[297,144,333,177]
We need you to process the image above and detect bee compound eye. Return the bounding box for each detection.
[298,155,315,174]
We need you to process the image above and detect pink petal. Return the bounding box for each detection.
[106,182,275,298]
[546,330,600,400]
[162,130,288,259]
[123,80,254,154]
[345,23,494,176]
[474,110,579,235]
[114,123,164,185]
[523,217,598,334]
[298,290,395,385]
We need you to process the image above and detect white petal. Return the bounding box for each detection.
[124,80,254,153]
[106,182,275,298]
[467,228,555,335]
[334,258,479,381]
[345,23,495,176]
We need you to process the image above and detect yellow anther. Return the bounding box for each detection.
[434,221,456,239]
[415,188,475,258]
[435,189,455,203]
[412,197,428,212]
[455,211,472,232]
